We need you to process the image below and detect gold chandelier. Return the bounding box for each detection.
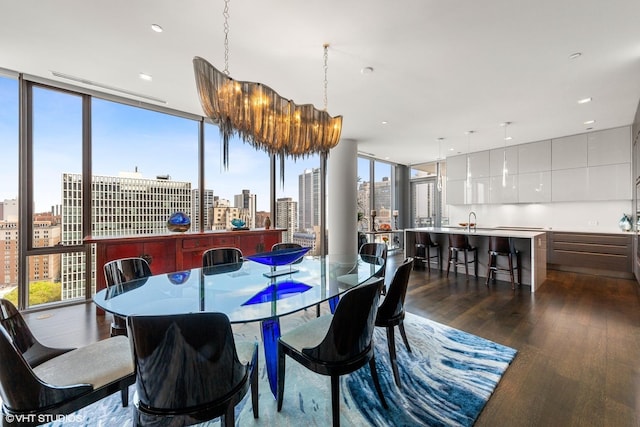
[193,0,342,167]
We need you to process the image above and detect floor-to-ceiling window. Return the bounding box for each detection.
[204,123,270,233]
[357,156,399,247]
[24,84,86,307]
[410,161,448,227]
[273,155,321,253]
[0,74,18,303]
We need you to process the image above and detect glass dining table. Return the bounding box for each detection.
[93,253,384,398]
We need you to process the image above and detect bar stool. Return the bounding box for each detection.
[446,234,478,278]
[414,232,441,272]
[486,236,521,289]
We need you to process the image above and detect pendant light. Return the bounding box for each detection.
[501,122,512,188]
[436,138,444,192]
[465,131,474,188]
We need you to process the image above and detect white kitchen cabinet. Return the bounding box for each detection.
[552,134,587,170]
[489,175,518,204]
[469,177,490,204]
[446,154,468,181]
[588,163,631,200]
[446,179,466,205]
[468,151,490,178]
[518,171,551,203]
[552,168,588,201]
[587,126,631,166]
[490,146,519,177]
[518,140,551,174]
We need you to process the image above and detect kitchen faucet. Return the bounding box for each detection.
[468,211,477,232]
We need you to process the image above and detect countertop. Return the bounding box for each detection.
[404,227,546,239]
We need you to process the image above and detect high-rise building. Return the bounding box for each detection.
[234,189,257,228]
[61,172,191,300]
[0,218,61,289]
[298,168,320,232]
[2,198,18,222]
[191,189,215,231]
[210,199,242,230]
[276,197,297,243]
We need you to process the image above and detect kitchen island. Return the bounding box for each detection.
[405,227,547,291]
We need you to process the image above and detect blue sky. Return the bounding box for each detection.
[0,76,322,212]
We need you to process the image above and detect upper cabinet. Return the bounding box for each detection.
[518,140,551,174]
[552,134,587,170]
[444,126,631,205]
[587,127,630,166]
[468,151,490,178]
[446,154,468,181]
[490,146,518,177]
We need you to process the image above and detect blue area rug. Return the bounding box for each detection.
[47,312,516,426]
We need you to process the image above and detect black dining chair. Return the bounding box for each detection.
[202,247,243,267]
[359,242,388,294]
[0,298,73,368]
[277,278,388,427]
[127,312,258,427]
[0,299,135,424]
[103,257,152,337]
[375,257,414,387]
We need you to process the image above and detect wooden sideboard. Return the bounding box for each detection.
[86,228,284,296]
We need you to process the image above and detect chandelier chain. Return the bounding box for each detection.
[223,0,230,75]
[323,44,329,111]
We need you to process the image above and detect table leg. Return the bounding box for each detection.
[261,318,281,398]
[329,295,339,313]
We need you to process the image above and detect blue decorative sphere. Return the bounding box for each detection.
[168,271,191,285]
[167,212,191,232]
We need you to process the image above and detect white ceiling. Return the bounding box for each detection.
[2,0,640,166]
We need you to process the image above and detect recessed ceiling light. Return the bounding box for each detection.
[583,119,595,125]
[381,121,388,125]
[361,66,374,75]
[151,24,164,33]
[569,52,582,59]
[504,136,513,141]
[139,73,153,81]
[577,97,592,104]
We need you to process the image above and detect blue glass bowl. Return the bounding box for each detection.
[245,247,310,267]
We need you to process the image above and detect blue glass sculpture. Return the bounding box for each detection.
[242,280,312,306]
[231,218,248,230]
[167,212,191,232]
[246,247,310,266]
[245,247,310,278]
[167,271,190,285]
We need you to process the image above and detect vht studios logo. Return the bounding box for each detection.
[4,413,85,424]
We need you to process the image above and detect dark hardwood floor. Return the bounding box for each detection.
[22,254,640,426]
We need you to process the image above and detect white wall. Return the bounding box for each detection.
[448,200,633,233]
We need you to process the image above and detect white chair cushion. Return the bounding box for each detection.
[235,341,258,365]
[33,336,133,390]
[279,314,333,351]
